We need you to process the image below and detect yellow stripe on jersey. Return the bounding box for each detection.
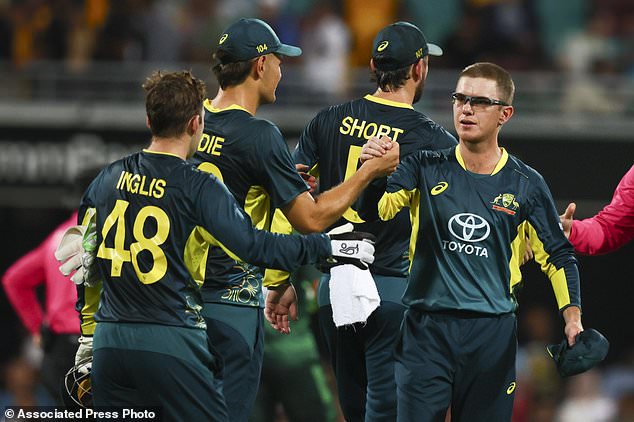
[363,94,414,110]
[491,148,509,175]
[378,189,416,221]
[263,209,294,287]
[455,146,509,176]
[203,99,253,115]
[408,190,421,272]
[184,228,212,288]
[526,222,571,309]
[80,281,101,336]
[190,186,273,282]
[78,208,100,336]
[378,189,418,270]
[244,186,271,230]
[194,226,244,263]
[508,221,528,292]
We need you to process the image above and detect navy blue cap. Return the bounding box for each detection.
[372,22,442,71]
[216,18,302,62]
[547,329,610,377]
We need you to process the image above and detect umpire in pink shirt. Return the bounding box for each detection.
[2,166,101,404]
[561,164,634,254]
[3,212,80,403]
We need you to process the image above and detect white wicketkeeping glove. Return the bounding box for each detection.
[55,209,99,286]
[327,223,376,270]
[75,336,93,375]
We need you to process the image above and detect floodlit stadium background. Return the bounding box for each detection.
[0,1,632,420]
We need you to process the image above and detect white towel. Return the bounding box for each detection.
[329,264,380,327]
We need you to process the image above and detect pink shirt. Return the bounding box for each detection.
[2,213,80,335]
[570,165,634,255]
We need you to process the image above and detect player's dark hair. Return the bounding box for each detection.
[459,62,515,105]
[143,70,206,138]
[370,64,411,92]
[212,50,255,89]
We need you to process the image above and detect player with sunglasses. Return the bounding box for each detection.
[360,62,584,422]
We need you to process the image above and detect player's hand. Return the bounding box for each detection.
[560,202,576,239]
[55,210,99,286]
[75,336,93,374]
[264,283,298,335]
[521,236,533,265]
[327,223,376,270]
[360,135,394,163]
[563,306,583,347]
[360,137,399,178]
[296,164,317,193]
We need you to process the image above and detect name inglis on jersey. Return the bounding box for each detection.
[116,170,166,199]
[442,212,490,258]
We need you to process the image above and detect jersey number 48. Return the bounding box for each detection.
[96,199,170,284]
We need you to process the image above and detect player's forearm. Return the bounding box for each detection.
[562,305,581,324]
[291,165,376,233]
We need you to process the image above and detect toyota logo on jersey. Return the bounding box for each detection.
[448,213,490,243]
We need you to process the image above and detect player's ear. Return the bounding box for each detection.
[253,55,266,79]
[370,59,377,72]
[498,105,514,126]
[146,116,151,130]
[187,114,200,135]
[411,58,426,82]
[419,57,429,80]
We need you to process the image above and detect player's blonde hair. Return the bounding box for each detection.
[459,62,515,105]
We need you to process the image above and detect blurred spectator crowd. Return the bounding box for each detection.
[1,0,634,113]
[0,0,633,76]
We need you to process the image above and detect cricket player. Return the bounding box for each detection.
[289,22,456,422]
[189,18,399,421]
[68,70,377,422]
[361,62,584,422]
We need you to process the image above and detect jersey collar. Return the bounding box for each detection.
[364,94,414,110]
[204,99,252,115]
[142,149,182,159]
[455,146,508,175]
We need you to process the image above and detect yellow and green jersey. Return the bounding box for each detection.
[375,145,580,314]
[77,150,330,333]
[294,94,457,277]
[188,101,309,308]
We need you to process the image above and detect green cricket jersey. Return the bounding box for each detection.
[77,150,330,331]
[189,101,309,307]
[294,94,456,276]
[377,146,580,314]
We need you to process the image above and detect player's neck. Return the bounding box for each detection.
[211,85,258,115]
[147,135,190,160]
[458,140,502,175]
[372,87,413,106]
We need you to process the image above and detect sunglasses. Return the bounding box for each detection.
[451,92,509,108]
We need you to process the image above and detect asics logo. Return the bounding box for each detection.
[219,34,228,44]
[338,243,359,256]
[377,41,389,51]
[448,213,490,243]
[431,182,448,195]
[507,382,516,394]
